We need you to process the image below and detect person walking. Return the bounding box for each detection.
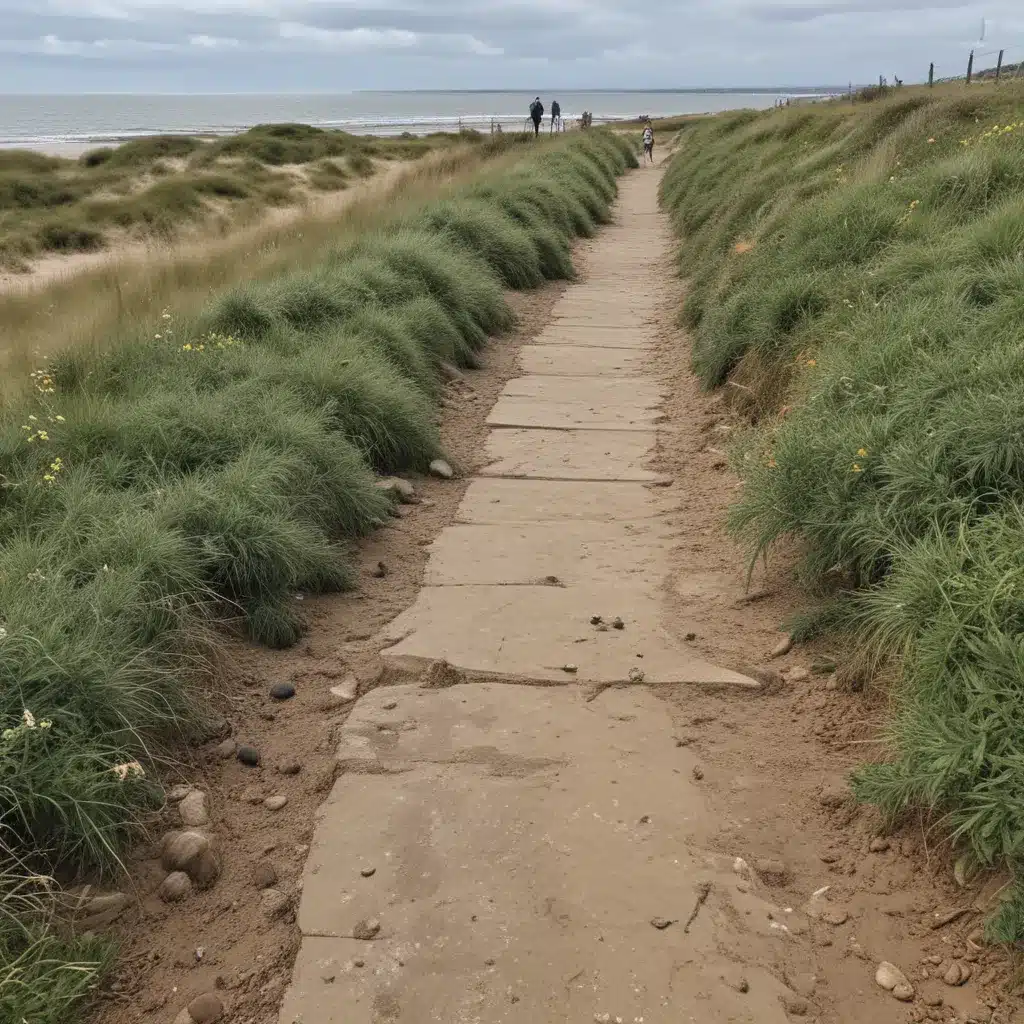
[642,121,654,164]
[529,96,544,137]
[550,99,561,133]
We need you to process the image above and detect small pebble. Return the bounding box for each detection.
[186,993,224,1024]
[876,961,912,994]
[943,962,971,987]
[353,958,366,968]
[869,838,891,853]
[429,459,454,480]
[822,906,849,926]
[781,993,810,1016]
[611,617,625,630]
[264,795,288,812]
[788,667,810,683]
[692,766,705,781]
[278,760,302,776]
[252,861,278,889]
[237,745,261,767]
[771,636,794,658]
[590,615,603,625]
[167,784,192,803]
[270,683,296,701]
[685,632,697,641]
[562,665,578,674]
[159,872,193,904]
[215,739,237,760]
[353,918,381,940]
[382,701,398,711]
[361,867,377,878]
[260,888,292,921]
[372,562,389,579]
[650,917,673,930]
[178,790,210,828]
[754,858,789,885]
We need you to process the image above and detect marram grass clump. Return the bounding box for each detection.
[661,83,1024,935]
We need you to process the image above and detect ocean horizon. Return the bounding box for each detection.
[0,89,843,148]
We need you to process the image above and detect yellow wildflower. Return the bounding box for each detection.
[851,463,863,474]
[857,448,868,458]
[806,359,817,368]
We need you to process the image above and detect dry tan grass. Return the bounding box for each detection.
[0,140,531,399]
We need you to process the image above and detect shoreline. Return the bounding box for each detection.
[0,90,843,156]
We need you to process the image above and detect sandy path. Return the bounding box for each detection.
[277,167,820,1024]
[96,162,1018,1024]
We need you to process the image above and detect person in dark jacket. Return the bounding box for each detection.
[551,99,561,132]
[529,97,544,136]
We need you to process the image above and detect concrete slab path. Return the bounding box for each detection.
[279,164,795,1024]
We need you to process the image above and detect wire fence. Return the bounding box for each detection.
[927,43,1024,86]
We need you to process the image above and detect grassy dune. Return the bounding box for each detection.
[661,82,1024,934]
[0,136,536,394]
[0,123,470,271]
[0,129,636,1021]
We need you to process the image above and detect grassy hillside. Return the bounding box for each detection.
[0,124,467,271]
[661,81,1024,936]
[0,130,637,1021]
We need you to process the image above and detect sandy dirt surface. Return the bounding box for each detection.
[89,162,1021,1024]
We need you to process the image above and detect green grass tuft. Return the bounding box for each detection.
[661,82,1024,935]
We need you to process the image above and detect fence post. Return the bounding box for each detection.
[928,62,934,87]
[996,49,1005,81]
[967,49,974,84]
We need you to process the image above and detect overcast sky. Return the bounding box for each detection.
[0,0,1021,93]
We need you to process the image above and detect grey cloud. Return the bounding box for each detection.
[0,0,1020,90]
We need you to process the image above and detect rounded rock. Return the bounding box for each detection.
[264,795,288,812]
[869,837,891,853]
[876,961,911,993]
[360,866,377,878]
[429,458,454,480]
[190,849,221,890]
[771,636,794,658]
[892,983,915,1003]
[253,861,278,889]
[215,739,237,760]
[261,888,292,921]
[167,784,193,804]
[353,918,381,940]
[162,831,211,874]
[943,962,971,987]
[278,760,302,776]
[186,992,224,1024]
[159,872,193,903]
[270,683,296,701]
[178,790,210,828]
[237,745,261,767]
